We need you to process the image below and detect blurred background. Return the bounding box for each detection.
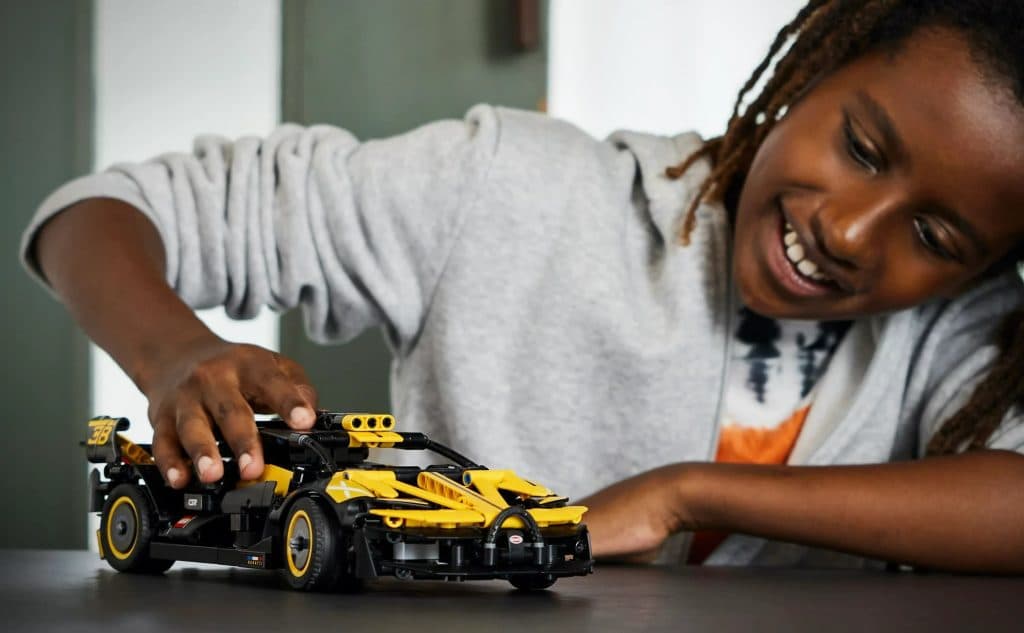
[1,0,803,549]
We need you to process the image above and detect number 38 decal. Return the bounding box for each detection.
[87,418,117,446]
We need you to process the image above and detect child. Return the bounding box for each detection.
[22,0,1024,572]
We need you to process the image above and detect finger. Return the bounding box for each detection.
[203,387,264,480]
[242,364,317,430]
[151,413,191,489]
[296,384,319,411]
[176,404,224,483]
[277,356,320,426]
[277,359,318,404]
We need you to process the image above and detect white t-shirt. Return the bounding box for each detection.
[718,306,851,464]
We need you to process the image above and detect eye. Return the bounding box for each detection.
[913,217,956,261]
[843,116,882,174]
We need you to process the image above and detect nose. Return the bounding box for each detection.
[810,187,904,273]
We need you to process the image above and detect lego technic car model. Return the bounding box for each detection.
[86,412,593,591]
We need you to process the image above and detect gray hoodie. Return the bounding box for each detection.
[21,105,1024,567]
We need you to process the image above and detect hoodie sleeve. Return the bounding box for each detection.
[20,105,500,349]
[910,273,1024,455]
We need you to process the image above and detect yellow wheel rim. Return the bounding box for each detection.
[106,496,139,561]
[286,509,314,578]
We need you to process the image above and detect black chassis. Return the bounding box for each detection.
[89,413,594,583]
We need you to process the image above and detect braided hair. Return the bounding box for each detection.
[666,0,1024,456]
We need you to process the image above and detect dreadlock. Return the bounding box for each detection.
[666,0,1024,456]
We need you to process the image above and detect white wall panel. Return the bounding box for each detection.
[549,0,806,140]
[90,1,281,547]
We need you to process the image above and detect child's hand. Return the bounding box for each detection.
[141,336,318,489]
[578,464,695,562]
[32,198,318,489]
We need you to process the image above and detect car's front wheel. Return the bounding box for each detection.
[99,483,174,574]
[280,497,345,591]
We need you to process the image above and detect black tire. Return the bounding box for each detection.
[99,483,174,574]
[509,574,557,591]
[280,497,344,591]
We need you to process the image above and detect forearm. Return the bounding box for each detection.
[34,198,217,392]
[685,450,1024,573]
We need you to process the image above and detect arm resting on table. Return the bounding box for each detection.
[585,450,1024,573]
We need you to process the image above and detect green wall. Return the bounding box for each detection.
[0,0,93,548]
[281,0,548,411]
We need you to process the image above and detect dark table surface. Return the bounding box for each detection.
[4,550,1024,632]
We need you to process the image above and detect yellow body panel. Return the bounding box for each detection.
[325,472,373,503]
[346,468,589,529]
[463,469,553,498]
[115,434,155,465]
[525,506,588,527]
[347,430,403,448]
[237,464,293,496]
[388,477,472,510]
[341,470,469,510]
[339,470,402,498]
[417,471,503,516]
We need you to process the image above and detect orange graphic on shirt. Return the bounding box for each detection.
[715,404,810,465]
[688,405,811,565]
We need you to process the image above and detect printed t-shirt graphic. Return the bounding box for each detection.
[688,307,851,564]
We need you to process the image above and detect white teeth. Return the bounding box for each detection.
[782,224,833,284]
[797,259,818,276]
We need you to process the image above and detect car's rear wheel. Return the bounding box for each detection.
[280,497,345,591]
[99,484,174,574]
[509,574,557,591]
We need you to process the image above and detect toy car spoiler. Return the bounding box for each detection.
[85,416,155,466]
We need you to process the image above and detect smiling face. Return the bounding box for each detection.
[732,27,1024,321]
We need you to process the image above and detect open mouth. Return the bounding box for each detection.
[768,200,843,297]
[782,220,834,284]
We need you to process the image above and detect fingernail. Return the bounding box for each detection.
[197,455,214,478]
[291,406,314,428]
[166,467,181,487]
[238,452,254,476]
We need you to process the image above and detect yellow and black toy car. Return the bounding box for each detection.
[86,412,593,591]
